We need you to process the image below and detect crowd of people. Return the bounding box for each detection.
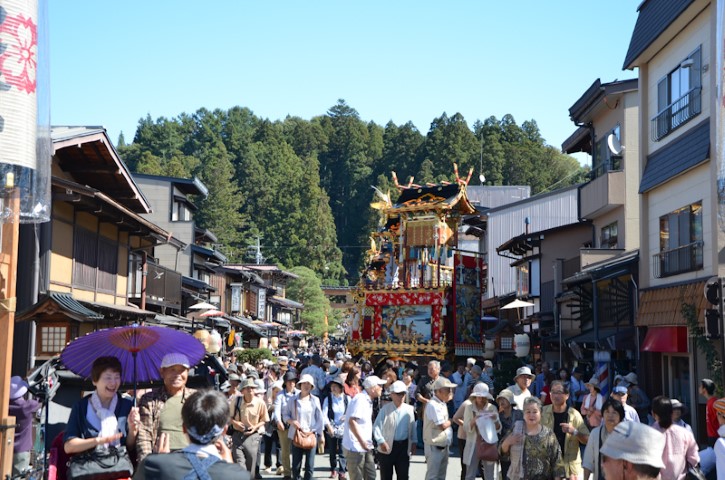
[7,349,725,480]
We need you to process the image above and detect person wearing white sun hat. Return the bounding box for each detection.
[283,374,324,480]
[504,366,535,410]
[373,380,416,480]
[462,383,500,480]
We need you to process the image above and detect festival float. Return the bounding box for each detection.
[347,166,487,362]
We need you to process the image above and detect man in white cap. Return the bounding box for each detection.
[599,421,665,480]
[610,385,640,423]
[231,377,270,474]
[137,352,196,462]
[373,380,416,480]
[343,375,386,480]
[505,366,535,410]
[423,376,457,480]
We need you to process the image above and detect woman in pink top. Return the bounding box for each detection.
[651,395,699,480]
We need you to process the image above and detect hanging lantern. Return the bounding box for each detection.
[0,0,50,223]
[258,337,269,349]
[483,338,495,359]
[270,337,279,349]
[514,334,530,358]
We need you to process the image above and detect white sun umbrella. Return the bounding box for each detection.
[501,299,535,310]
[501,298,535,320]
[189,301,217,310]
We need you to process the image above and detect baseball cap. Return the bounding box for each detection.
[600,421,665,469]
[362,375,387,389]
[10,376,28,400]
[389,380,407,394]
[612,385,628,395]
[432,377,458,390]
[160,353,190,369]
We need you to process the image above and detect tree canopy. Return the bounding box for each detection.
[119,101,588,286]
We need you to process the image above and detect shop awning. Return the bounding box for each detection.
[636,279,708,327]
[641,326,688,353]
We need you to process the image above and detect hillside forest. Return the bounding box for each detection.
[118,99,589,286]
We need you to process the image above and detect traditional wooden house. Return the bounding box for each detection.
[14,127,183,371]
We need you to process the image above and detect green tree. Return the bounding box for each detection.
[286,266,332,336]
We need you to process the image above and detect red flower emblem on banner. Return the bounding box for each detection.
[0,12,37,94]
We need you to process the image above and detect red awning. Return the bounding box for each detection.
[641,326,688,353]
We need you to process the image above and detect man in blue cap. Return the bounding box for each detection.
[610,385,640,423]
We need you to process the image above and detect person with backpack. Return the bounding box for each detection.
[231,378,269,475]
[323,376,351,479]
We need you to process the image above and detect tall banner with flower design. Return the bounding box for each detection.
[0,0,49,223]
[453,254,485,356]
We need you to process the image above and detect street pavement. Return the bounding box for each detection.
[261,449,464,480]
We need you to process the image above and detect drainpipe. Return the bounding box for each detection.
[140,251,148,311]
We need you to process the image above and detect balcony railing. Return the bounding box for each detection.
[589,157,622,181]
[128,258,183,309]
[652,240,703,278]
[651,87,701,142]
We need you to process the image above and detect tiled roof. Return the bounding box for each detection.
[639,118,710,193]
[623,0,695,69]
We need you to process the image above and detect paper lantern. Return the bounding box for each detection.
[514,334,530,358]
[258,337,269,349]
[0,0,50,223]
[483,338,495,359]
[270,337,279,349]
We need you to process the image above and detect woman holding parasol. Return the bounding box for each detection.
[63,356,140,455]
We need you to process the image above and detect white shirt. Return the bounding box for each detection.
[505,384,531,411]
[623,403,640,423]
[342,390,373,453]
[425,395,452,446]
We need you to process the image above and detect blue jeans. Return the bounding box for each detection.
[291,443,316,480]
[327,434,347,473]
[416,419,424,448]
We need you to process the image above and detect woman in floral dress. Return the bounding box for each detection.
[500,396,564,480]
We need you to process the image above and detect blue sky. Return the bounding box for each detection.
[49,2,639,166]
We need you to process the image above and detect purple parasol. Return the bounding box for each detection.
[60,324,206,390]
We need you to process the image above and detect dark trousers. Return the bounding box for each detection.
[327,434,347,473]
[379,440,410,480]
[264,430,281,468]
[458,438,467,480]
[291,444,316,480]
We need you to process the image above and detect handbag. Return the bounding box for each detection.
[67,445,133,480]
[686,463,706,480]
[293,429,317,450]
[475,435,499,462]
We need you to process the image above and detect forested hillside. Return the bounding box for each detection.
[118,99,588,285]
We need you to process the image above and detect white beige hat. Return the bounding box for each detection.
[514,366,535,380]
[297,374,315,387]
[432,377,458,390]
[585,377,600,390]
[362,375,387,389]
[389,380,408,394]
[624,372,639,385]
[600,421,665,469]
[470,382,493,400]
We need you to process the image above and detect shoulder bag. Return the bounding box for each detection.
[686,463,706,480]
[291,397,317,450]
[67,445,134,480]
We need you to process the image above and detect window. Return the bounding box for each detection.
[171,200,192,222]
[73,228,118,292]
[600,222,618,249]
[500,337,513,350]
[654,201,703,277]
[516,264,529,296]
[592,125,622,179]
[38,325,68,355]
[652,47,702,141]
